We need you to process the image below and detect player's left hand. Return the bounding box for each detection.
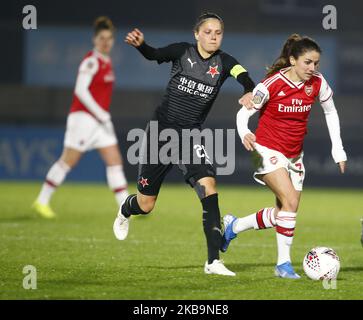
[243,132,256,151]
[239,92,254,109]
[338,161,346,174]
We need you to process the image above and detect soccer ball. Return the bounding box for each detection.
[303,247,340,280]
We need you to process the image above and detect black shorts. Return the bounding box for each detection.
[136,122,216,196]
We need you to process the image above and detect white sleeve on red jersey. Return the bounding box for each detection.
[318,74,333,103]
[236,106,258,142]
[79,56,99,75]
[236,82,268,141]
[74,56,110,123]
[320,96,347,163]
[251,82,270,110]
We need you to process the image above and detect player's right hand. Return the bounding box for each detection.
[96,111,111,124]
[239,92,254,109]
[125,28,144,47]
[338,161,346,174]
[243,133,256,151]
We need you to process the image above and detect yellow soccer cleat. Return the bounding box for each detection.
[32,201,57,219]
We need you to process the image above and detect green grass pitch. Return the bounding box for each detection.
[0,181,362,300]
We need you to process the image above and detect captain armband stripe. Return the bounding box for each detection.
[230,64,247,79]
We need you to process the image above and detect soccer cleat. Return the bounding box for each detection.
[32,200,56,219]
[113,204,129,240]
[220,214,238,252]
[204,259,236,276]
[275,261,301,279]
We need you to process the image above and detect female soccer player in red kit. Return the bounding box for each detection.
[222,34,347,278]
[33,17,129,218]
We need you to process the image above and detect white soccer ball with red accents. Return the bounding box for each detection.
[303,247,340,280]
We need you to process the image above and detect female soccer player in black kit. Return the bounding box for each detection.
[113,13,255,276]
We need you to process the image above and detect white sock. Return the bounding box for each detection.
[275,211,297,265]
[37,160,70,205]
[233,208,276,233]
[106,165,129,206]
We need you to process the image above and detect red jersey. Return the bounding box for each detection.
[252,67,333,158]
[70,50,115,116]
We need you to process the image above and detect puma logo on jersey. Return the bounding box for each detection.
[187,58,197,68]
[278,91,286,96]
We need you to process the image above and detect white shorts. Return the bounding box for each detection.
[64,111,118,152]
[252,143,305,191]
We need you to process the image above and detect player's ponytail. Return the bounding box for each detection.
[94,16,115,35]
[266,34,302,77]
[266,34,321,77]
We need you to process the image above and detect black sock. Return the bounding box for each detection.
[121,194,148,217]
[201,193,222,264]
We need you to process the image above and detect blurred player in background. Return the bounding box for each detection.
[113,13,255,276]
[33,16,129,218]
[222,34,347,278]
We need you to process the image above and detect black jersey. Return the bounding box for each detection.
[137,42,255,129]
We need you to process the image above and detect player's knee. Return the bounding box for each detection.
[281,196,299,212]
[60,153,80,169]
[59,157,74,169]
[194,179,217,200]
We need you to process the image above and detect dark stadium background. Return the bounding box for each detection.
[1,0,362,187]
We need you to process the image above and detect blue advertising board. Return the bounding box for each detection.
[1,125,361,188]
[24,28,337,92]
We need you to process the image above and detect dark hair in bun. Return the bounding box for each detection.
[94,16,115,35]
